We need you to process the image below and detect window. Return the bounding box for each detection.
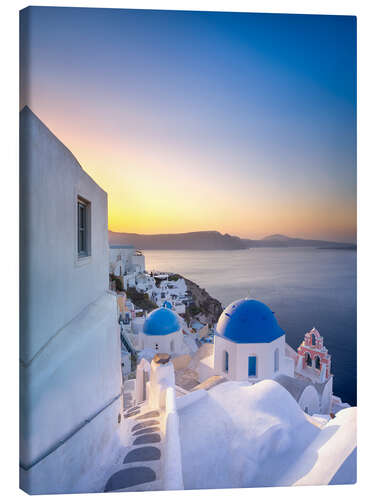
[170,340,174,353]
[248,356,257,377]
[77,197,90,257]
[274,348,279,372]
[305,352,312,367]
[223,351,229,373]
[315,356,321,370]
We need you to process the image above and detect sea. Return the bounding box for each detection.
[143,247,357,406]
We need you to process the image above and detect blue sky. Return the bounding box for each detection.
[20,8,356,241]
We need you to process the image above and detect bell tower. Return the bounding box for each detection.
[296,327,331,382]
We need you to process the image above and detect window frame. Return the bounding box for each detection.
[76,195,92,261]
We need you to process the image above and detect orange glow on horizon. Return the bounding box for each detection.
[28,102,356,244]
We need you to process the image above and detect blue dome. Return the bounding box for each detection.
[143,307,180,336]
[216,299,284,343]
[162,300,173,309]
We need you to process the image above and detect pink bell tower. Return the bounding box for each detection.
[296,327,331,382]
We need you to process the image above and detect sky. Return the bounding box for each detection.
[20,7,356,242]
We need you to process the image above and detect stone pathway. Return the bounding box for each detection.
[102,405,164,492]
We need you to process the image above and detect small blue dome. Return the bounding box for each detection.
[163,300,173,309]
[216,299,284,343]
[144,307,180,336]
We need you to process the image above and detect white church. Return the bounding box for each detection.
[135,298,342,417]
[139,306,185,354]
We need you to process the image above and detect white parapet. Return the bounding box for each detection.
[163,386,184,490]
[143,354,185,490]
[148,354,176,409]
[135,358,151,403]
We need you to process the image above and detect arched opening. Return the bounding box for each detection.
[248,356,257,377]
[304,406,309,414]
[170,340,174,353]
[223,350,229,373]
[155,343,159,351]
[311,333,316,346]
[274,348,279,372]
[315,356,321,370]
[305,352,312,367]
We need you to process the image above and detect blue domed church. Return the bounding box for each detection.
[213,299,295,381]
[139,305,184,354]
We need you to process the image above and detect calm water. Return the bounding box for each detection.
[143,248,357,406]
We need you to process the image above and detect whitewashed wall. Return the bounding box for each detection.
[20,107,122,493]
[321,377,333,414]
[140,329,184,354]
[20,107,110,362]
[213,334,287,381]
[133,253,146,273]
[298,385,320,415]
[109,247,134,275]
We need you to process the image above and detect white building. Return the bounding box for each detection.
[109,244,145,277]
[133,249,146,273]
[138,306,185,354]
[213,298,294,380]
[148,275,188,314]
[134,272,155,293]
[191,298,336,416]
[20,107,122,494]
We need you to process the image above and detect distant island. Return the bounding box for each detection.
[109,230,356,251]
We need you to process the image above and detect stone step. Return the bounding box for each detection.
[123,445,161,464]
[101,406,165,493]
[133,433,161,446]
[135,410,160,420]
[102,457,162,492]
[132,420,160,432]
[125,405,140,414]
[104,466,157,492]
[115,478,164,493]
[133,425,160,436]
[124,408,141,418]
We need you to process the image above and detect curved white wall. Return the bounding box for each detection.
[298,385,320,415]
